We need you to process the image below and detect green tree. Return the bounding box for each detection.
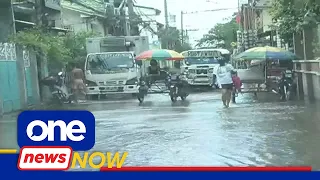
[196,15,238,49]
[64,31,101,63]
[11,27,99,71]
[269,0,320,43]
[158,27,192,52]
[11,27,71,64]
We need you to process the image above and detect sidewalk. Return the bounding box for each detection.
[0,102,56,149]
[0,102,54,120]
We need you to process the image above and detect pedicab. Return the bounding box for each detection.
[135,49,189,103]
[232,46,298,102]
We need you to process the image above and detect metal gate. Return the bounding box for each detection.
[0,43,21,113]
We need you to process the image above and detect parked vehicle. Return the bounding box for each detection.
[85,36,149,99]
[232,46,297,103]
[41,72,72,104]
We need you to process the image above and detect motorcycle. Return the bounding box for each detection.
[274,70,296,101]
[137,77,148,103]
[41,72,72,104]
[168,73,189,102]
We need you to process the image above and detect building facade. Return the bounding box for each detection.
[61,0,107,35]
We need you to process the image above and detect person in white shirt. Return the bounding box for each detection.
[216,58,235,108]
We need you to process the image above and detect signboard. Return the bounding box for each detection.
[44,0,61,11]
[187,50,220,58]
[103,53,133,58]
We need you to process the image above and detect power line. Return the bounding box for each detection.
[182,8,237,14]
[181,8,237,43]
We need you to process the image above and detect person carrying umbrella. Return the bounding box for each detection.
[217,58,235,108]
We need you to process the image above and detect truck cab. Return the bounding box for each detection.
[181,49,224,87]
[84,36,149,97]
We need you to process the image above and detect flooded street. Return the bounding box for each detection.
[1,92,320,169]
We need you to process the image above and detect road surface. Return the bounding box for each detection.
[1,92,320,169]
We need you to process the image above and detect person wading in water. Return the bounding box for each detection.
[217,58,235,108]
[71,63,87,103]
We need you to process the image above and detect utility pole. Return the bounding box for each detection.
[34,0,50,101]
[181,11,184,44]
[238,0,241,30]
[34,0,44,26]
[127,0,134,36]
[164,0,169,28]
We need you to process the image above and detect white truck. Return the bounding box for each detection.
[181,49,230,87]
[84,36,149,98]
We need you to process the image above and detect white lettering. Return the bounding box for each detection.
[27,120,48,141]
[188,51,220,57]
[26,120,86,142]
[66,120,86,141]
[104,53,132,58]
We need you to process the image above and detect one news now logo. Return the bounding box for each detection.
[17,110,95,170]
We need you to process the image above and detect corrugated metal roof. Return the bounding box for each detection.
[61,0,106,16]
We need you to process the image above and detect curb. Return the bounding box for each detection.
[0,103,55,119]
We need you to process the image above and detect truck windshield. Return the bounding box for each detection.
[185,57,219,65]
[86,53,134,73]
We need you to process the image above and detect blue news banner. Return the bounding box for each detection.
[17,110,95,151]
[0,110,317,179]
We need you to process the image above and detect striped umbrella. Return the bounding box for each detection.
[135,49,184,61]
[234,46,298,61]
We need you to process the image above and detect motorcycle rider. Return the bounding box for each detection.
[278,69,295,100]
[147,59,161,87]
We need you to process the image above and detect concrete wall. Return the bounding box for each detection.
[294,60,320,101]
[293,25,320,101]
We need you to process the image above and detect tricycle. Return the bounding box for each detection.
[135,49,189,103]
[232,46,298,103]
[137,69,189,103]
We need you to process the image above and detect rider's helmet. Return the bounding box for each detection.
[150,59,158,66]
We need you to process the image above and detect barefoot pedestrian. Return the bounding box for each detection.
[217,58,235,108]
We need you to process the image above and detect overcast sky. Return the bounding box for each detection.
[135,0,247,46]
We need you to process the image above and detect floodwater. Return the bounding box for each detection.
[1,92,320,169]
